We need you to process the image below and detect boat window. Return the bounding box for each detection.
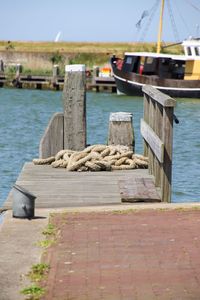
[146,57,154,64]
[126,57,132,64]
[194,47,200,56]
[187,47,192,56]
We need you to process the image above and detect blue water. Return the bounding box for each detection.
[0,88,199,205]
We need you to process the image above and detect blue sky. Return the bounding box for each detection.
[1,0,200,43]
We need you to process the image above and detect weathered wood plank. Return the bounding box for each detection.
[118,177,161,202]
[141,119,164,163]
[154,102,163,187]
[63,65,86,151]
[3,163,151,209]
[161,107,174,202]
[142,85,176,107]
[39,113,64,158]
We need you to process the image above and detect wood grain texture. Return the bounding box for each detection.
[142,86,175,203]
[39,113,64,158]
[141,119,164,163]
[142,85,176,107]
[119,177,161,202]
[3,163,152,209]
[63,69,86,151]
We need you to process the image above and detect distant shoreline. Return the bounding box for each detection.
[0,40,182,74]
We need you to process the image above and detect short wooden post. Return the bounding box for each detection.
[0,60,4,73]
[52,64,59,85]
[108,112,135,151]
[16,64,21,79]
[62,64,86,151]
[92,66,99,92]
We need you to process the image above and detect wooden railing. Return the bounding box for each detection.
[141,85,176,202]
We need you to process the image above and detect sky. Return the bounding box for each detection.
[1,0,200,43]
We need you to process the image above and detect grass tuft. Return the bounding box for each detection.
[20,284,45,299]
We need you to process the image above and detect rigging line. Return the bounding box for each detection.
[138,0,160,43]
[166,0,180,42]
[184,0,200,14]
[173,0,190,37]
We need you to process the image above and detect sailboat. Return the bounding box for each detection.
[110,0,200,98]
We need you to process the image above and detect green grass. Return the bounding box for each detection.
[0,40,183,55]
[28,263,50,282]
[37,222,58,248]
[20,284,45,300]
[42,223,56,236]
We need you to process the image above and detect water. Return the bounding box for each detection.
[0,88,199,205]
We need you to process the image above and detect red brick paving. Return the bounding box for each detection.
[42,210,200,300]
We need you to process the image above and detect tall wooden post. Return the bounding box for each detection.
[63,65,86,151]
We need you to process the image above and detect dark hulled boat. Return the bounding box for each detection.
[111,0,200,98]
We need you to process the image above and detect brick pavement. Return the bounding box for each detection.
[42,210,200,300]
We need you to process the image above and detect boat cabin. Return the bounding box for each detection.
[182,39,200,80]
[122,39,200,81]
[122,52,186,80]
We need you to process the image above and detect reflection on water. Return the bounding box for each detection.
[0,88,199,205]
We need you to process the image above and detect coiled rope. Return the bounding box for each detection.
[33,144,148,171]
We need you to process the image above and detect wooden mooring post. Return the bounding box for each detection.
[141,85,176,202]
[39,64,86,158]
[63,65,86,151]
[108,112,135,151]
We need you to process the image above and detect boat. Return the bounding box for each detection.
[111,0,200,98]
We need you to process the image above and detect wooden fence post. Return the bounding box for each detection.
[108,112,135,151]
[62,64,86,151]
[161,107,174,202]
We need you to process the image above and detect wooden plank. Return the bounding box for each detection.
[141,119,164,163]
[3,163,150,209]
[154,102,163,187]
[143,93,150,157]
[161,107,174,203]
[142,85,176,107]
[63,65,86,151]
[118,177,161,202]
[39,113,64,158]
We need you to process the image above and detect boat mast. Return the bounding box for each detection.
[157,0,165,53]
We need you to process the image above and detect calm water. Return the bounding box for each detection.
[0,88,199,205]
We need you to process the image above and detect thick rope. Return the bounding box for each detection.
[33,145,148,171]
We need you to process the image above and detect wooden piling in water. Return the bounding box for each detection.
[62,65,86,151]
[39,64,87,157]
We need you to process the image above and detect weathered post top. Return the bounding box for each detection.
[63,64,86,151]
[109,112,132,122]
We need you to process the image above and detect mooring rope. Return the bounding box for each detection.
[33,145,148,171]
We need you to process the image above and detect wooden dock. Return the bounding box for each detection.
[2,67,176,210]
[3,163,152,209]
[0,74,64,90]
[88,76,117,93]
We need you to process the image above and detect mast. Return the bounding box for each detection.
[157,0,165,53]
